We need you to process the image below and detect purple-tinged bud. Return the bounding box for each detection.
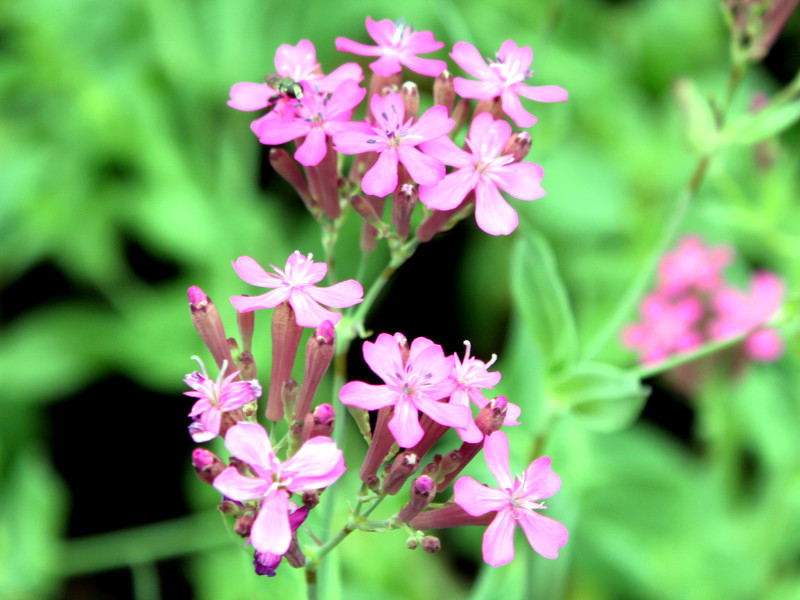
[218,500,239,514]
[397,475,436,523]
[351,194,386,230]
[420,454,441,479]
[451,98,472,138]
[440,450,462,477]
[267,302,303,421]
[382,451,420,495]
[365,474,381,493]
[237,350,257,382]
[406,536,419,550]
[254,551,282,577]
[234,512,254,537]
[269,147,316,215]
[415,198,473,243]
[188,286,236,376]
[237,310,255,355]
[303,403,335,441]
[502,131,532,163]
[421,535,441,554]
[392,183,418,240]
[287,421,304,457]
[301,491,320,510]
[284,536,306,568]
[306,138,341,219]
[368,72,403,105]
[282,377,299,422]
[295,321,336,420]
[473,97,504,122]
[230,457,251,476]
[360,406,395,481]
[401,82,420,122]
[476,396,508,436]
[358,194,386,253]
[192,448,226,485]
[433,70,455,114]
[410,503,496,530]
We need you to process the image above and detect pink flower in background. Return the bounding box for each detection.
[339,333,474,448]
[255,79,366,166]
[230,252,364,328]
[420,113,545,235]
[213,423,345,556]
[183,358,261,442]
[333,92,454,197]
[451,40,568,127]
[454,431,568,566]
[622,293,703,364]
[336,17,447,77]
[657,236,732,296]
[710,271,785,362]
[448,341,521,429]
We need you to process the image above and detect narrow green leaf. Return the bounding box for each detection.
[674,78,718,154]
[721,99,800,146]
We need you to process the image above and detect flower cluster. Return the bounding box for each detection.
[623,235,785,365]
[228,17,567,236]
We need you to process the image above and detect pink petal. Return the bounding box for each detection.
[305,279,364,308]
[282,436,346,491]
[482,509,517,567]
[450,41,495,81]
[257,119,310,146]
[250,489,292,555]
[289,290,341,327]
[363,334,404,381]
[294,129,328,166]
[364,16,396,46]
[361,150,399,197]
[335,37,384,57]
[474,178,519,235]
[483,431,513,489]
[318,63,364,91]
[490,162,545,200]
[415,397,473,430]
[745,329,784,362]
[198,408,221,439]
[389,396,424,447]
[398,146,445,186]
[370,55,404,77]
[468,113,511,153]
[419,169,478,211]
[520,456,561,500]
[275,40,317,79]
[228,82,273,111]
[230,288,291,313]
[333,128,384,154]
[225,422,275,472]
[454,476,509,516]
[419,135,473,168]
[324,80,367,118]
[516,84,569,103]
[232,256,281,288]
[454,77,502,101]
[517,511,569,559]
[339,381,398,410]
[498,40,530,65]
[212,466,270,502]
[401,55,447,77]
[407,105,455,142]
[455,417,484,443]
[501,89,537,127]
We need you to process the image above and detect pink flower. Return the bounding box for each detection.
[710,271,785,362]
[657,235,732,296]
[333,92,454,197]
[213,422,345,556]
[230,252,364,328]
[183,358,261,442]
[420,113,545,235]
[253,504,308,576]
[622,293,703,365]
[255,80,366,166]
[451,40,568,127]
[336,17,447,77]
[454,431,568,566]
[449,341,521,431]
[339,333,474,448]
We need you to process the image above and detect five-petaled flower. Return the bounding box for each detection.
[334,92,454,197]
[336,17,447,77]
[183,357,261,442]
[657,236,733,297]
[339,333,476,447]
[230,252,364,328]
[420,113,545,235]
[451,40,568,127]
[454,431,568,566]
[213,422,346,556]
[622,293,703,365]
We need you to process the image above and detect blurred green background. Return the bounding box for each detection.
[2,0,800,598]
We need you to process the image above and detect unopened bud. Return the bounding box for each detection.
[451,98,471,138]
[365,474,381,493]
[269,147,316,214]
[476,396,508,436]
[433,70,455,114]
[421,535,441,554]
[237,350,257,382]
[218,500,239,514]
[368,72,403,104]
[351,194,385,229]
[234,512,254,537]
[382,451,420,495]
[284,536,306,568]
[281,378,299,421]
[192,448,226,485]
[401,82,420,121]
[397,475,436,522]
[439,450,462,476]
[502,131,532,162]
[267,302,303,421]
[296,321,336,420]
[473,97,504,122]
[406,536,419,550]
[188,286,235,376]
[301,490,320,510]
[303,403,335,440]
[392,183,418,240]
[236,310,255,355]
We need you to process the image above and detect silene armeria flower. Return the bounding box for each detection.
[183,357,262,442]
[230,252,364,328]
[454,431,568,566]
[339,333,475,448]
[336,17,447,77]
[451,40,568,127]
[334,92,455,197]
[420,113,545,235]
[656,235,733,297]
[622,293,703,365]
[213,422,345,556]
[255,79,366,166]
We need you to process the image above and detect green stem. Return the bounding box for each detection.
[632,332,747,379]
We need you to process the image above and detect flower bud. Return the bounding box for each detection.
[401,82,420,122]
[237,350,257,382]
[392,183,418,240]
[433,70,455,114]
[236,310,255,355]
[234,512,254,537]
[421,535,441,554]
[351,194,385,229]
[192,448,226,485]
[451,98,471,138]
[382,451,420,495]
[473,97,503,122]
[218,500,239,514]
[267,302,303,421]
[301,491,320,510]
[406,536,419,550]
[397,476,436,523]
[281,377,299,422]
[502,131,531,163]
[368,72,403,105]
[476,396,508,436]
[296,321,336,420]
[359,406,395,481]
[269,147,316,215]
[188,286,236,376]
[303,403,335,440]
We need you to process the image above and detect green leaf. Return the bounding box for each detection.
[510,231,578,373]
[550,363,649,432]
[720,98,800,146]
[674,78,718,154]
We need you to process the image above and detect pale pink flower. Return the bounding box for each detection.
[451,40,568,127]
[420,113,545,235]
[339,333,474,448]
[657,235,733,296]
[710,271,785,362]
[183,357,261,442]
[336,17,447,77]
[333,92,454,197]
[454,431,568,566]
[230,252,364,328]
[213,422,345,556]
[622,293,703,365]
[253,504,308,576]
[255,80,366,166]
